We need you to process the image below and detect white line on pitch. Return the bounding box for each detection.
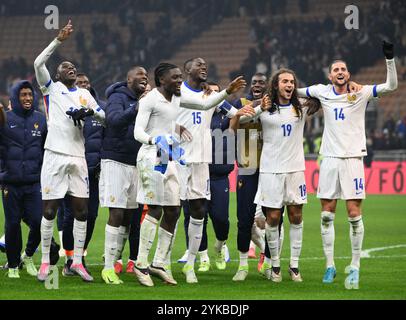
[361,244,406,258]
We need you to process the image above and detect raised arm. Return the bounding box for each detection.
[34,20,74,88]
[375,41,398,97]
[297,88,308,98]
[180,76,246,111]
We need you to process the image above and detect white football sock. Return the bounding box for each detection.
[279,223,285,256]
[249,240,255,250]
[321,211,335,268]
[251,223,265,253]
[289,221,303,269]
[239,251,249,267]
[115,226,129,261]
[164,221,178,267]
[199,249,209,262]
[186,217,204,266]
[265,223,280,268]
[153,227,173,268]
[41,217,55,264]
[348,216,364,270]
[214,239,225,254]
[58,230,63,249]
[264,256,272,265]
[136,215,158,269]
[104,224,119,269]
[73,219,87,265]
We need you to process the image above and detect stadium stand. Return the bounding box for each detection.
[0,0,404,150]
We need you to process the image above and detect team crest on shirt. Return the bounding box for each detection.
[31,123,41,137]
[238,180,243,189]
[110,195,115,203]
[347,93,357,103]
[3,188,8,197]
[79,96,87,107]
[44,187,51,194]
[146,191,155,199]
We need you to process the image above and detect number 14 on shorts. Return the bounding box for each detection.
[354,178,364,193]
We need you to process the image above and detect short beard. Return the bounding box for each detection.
[334,79,348,87]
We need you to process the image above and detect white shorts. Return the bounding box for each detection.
[99,159,138,209]
[178,163,210,201]
[255,171,307,208]
[137,156,180,206]
[317,157,365,200]
[41,150,89,200]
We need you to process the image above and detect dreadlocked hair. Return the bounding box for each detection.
[267,68,303,119]
[154,62,179,87]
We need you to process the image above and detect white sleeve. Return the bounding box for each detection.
[34,38,61,91]
[374,59,398,98]
[84,91,105,125]
[134,97,153,145]
[297,88,308,98]
[239,106,263,124]
[226,106,238,118]
[215,100,238,118]
[297,84,324,99]
[180,90,228,110]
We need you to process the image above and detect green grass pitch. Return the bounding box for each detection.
[0,194,405,300]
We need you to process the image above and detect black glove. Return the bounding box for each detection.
[66,108,94,127]
[382,40,394,59]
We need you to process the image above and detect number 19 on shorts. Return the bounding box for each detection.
[299,184,307,199]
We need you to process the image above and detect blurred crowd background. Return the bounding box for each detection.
[0,0,405,154]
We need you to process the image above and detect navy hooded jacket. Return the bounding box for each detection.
[101,82,141,166]
[0,80,47,184]
[209,101,235,179]
[83,87,105,174]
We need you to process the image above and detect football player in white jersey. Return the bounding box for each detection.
[134,62,252,286]
[133,63,185,287]
[177,58,250,283]
[240,68,310,282]
[297,41,398,289]
[34,20,105,282]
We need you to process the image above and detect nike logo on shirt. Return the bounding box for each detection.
[10,125,17,128]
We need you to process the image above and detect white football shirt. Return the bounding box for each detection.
[260,104,307,173]
[134,88,180,158]
[41,81,103,157]
[305,84,377,158]
[177,82,228,163]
